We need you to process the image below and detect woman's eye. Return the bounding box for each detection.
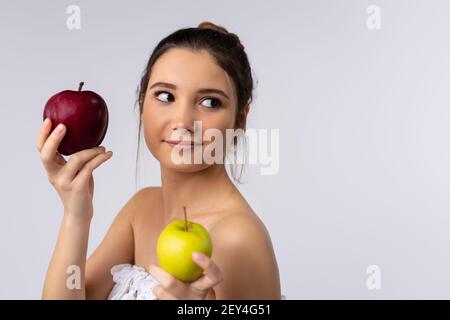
[154,91,174,103]
[153,91,221,108]
[201,97,222,108]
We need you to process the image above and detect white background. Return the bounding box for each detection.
[1,0,449,299]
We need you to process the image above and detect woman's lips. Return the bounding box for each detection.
[164,140,202,150]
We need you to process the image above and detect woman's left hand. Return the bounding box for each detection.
[148,252,224,300]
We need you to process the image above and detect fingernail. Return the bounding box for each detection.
[106,151,113,157]
[193,252,203,261]
[56,124,65,133]
[42,118,49,127]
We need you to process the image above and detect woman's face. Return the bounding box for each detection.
[142,48,238,173]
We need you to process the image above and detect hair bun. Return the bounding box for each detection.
[197,21,245,49]
[197,21,229,34]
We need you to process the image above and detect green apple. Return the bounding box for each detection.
[156,207,213,282]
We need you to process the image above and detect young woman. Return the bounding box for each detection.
[37,21,281,300]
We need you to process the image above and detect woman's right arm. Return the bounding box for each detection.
[37,118,150,299]
[37,118,116,299]
[42,186,146,300]
[42,213,92,299]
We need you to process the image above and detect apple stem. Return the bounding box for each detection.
[78,81,84,91]
[183,206,188,232]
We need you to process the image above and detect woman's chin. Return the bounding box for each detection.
[160,159,212,173]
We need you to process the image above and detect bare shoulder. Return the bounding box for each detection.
[212,209,272,245]
[211,210,277,264]
[130,186,162,221]
[133,186,162,204]
[210,209,282,299]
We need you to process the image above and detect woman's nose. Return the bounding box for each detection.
[171,100,195,131]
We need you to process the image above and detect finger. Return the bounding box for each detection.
[190,253,223,291]
[60,146,106,182]
[72,150,113,186]
[37,118,66,167]
[36,118,51,152]
[40,122,68,175]
[148,264,188,297]
[153,285,179,300]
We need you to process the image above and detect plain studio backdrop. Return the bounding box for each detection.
[1,0,450,299]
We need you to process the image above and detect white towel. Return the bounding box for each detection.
[107,263,287,300]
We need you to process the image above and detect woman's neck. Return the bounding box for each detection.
[160,164,237,223]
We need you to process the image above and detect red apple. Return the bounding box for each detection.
[43,82,109,156]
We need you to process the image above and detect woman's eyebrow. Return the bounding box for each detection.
[149,81,230,100]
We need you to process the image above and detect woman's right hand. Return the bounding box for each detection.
[36,118,113,223]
